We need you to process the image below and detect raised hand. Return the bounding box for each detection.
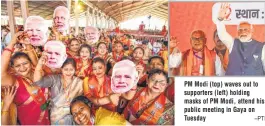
[169,36,179,48]
[17,31,30,45]
[218,3,231,21]
[38,52,48,65]
[109,93,121,106]
[2,86,17,111]
[136,64,145,78]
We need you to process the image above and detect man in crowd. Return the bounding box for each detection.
[215,3,265,75]
[169,30,224,76]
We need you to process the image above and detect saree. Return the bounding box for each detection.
[83,75,116,112]
[14,76,50,125]
[112,51,124,62]
[123,88,174,125]
[35,75,83,125]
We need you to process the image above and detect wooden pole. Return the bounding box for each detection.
[74,0,79,36]
[7,1,16,37]
[20,0,29,26]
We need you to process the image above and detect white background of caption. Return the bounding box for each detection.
[175,77,265,126]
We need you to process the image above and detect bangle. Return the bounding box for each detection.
[3,48,14,53]
[1,111,9,115]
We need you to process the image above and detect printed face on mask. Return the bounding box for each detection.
[53,8,69,32]
[111,60,139,93]
[25,17,48,46]
[84,27,99,44]
[44,41,67,68]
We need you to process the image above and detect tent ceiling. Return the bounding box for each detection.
[1,0,168,23]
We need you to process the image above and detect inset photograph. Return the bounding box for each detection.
[169,2,265,76]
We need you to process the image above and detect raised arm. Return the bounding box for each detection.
[215,3,234,53]
[34,52,46,82]
[1,86,17,125]
[169,47,182,68]
[24,44,38,66]
[1,32,24,86]
[33,53,54,88]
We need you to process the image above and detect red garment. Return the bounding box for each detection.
[14,76,50,125]
[84,75,116,112]
[75,58,92,79]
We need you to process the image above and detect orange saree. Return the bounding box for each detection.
[123,88,166,125]
[83,75,116,111]
[75,58,92,79]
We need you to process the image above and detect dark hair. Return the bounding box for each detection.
[148,69,169,83]
[133,47,145,55]
[10,52,32,67]
[148,56,165,66]
[70,96,92,115]
[121,56,132,61]
[97,42,108,49]
[78,44,92,57]
[115,41,123,47]
[62,58,76,69]
[92,57,106,66]
[69,38,81,45]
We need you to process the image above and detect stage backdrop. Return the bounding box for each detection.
[170,2,265,52]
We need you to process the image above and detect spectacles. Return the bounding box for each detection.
[191,37,205,41]
[150,78,167,86]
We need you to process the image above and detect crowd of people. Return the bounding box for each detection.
[1,6,174,125]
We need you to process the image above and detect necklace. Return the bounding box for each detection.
[61,76,74,102]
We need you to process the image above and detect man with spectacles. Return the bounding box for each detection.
[215,3,265,75]
[169,30,224,76]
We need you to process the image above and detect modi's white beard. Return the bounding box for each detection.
[239,34,252,42]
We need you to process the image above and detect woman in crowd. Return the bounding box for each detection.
[112,41,125,62]
[1,32,50,125]
[34,57,83,125]
[67,38,81,59]
[75,44,93,79]
[83,57,117,111]
[94,42,115,74]
[70,96,131,125]
[132,47,146,66]
[131,47,147,86]
[123,69,174,125]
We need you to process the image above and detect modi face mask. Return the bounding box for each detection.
[25,16,48,46]
[44,41,67,68]
[111,60,139,93]
[84,26,100,45]
[53,6,70,32]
